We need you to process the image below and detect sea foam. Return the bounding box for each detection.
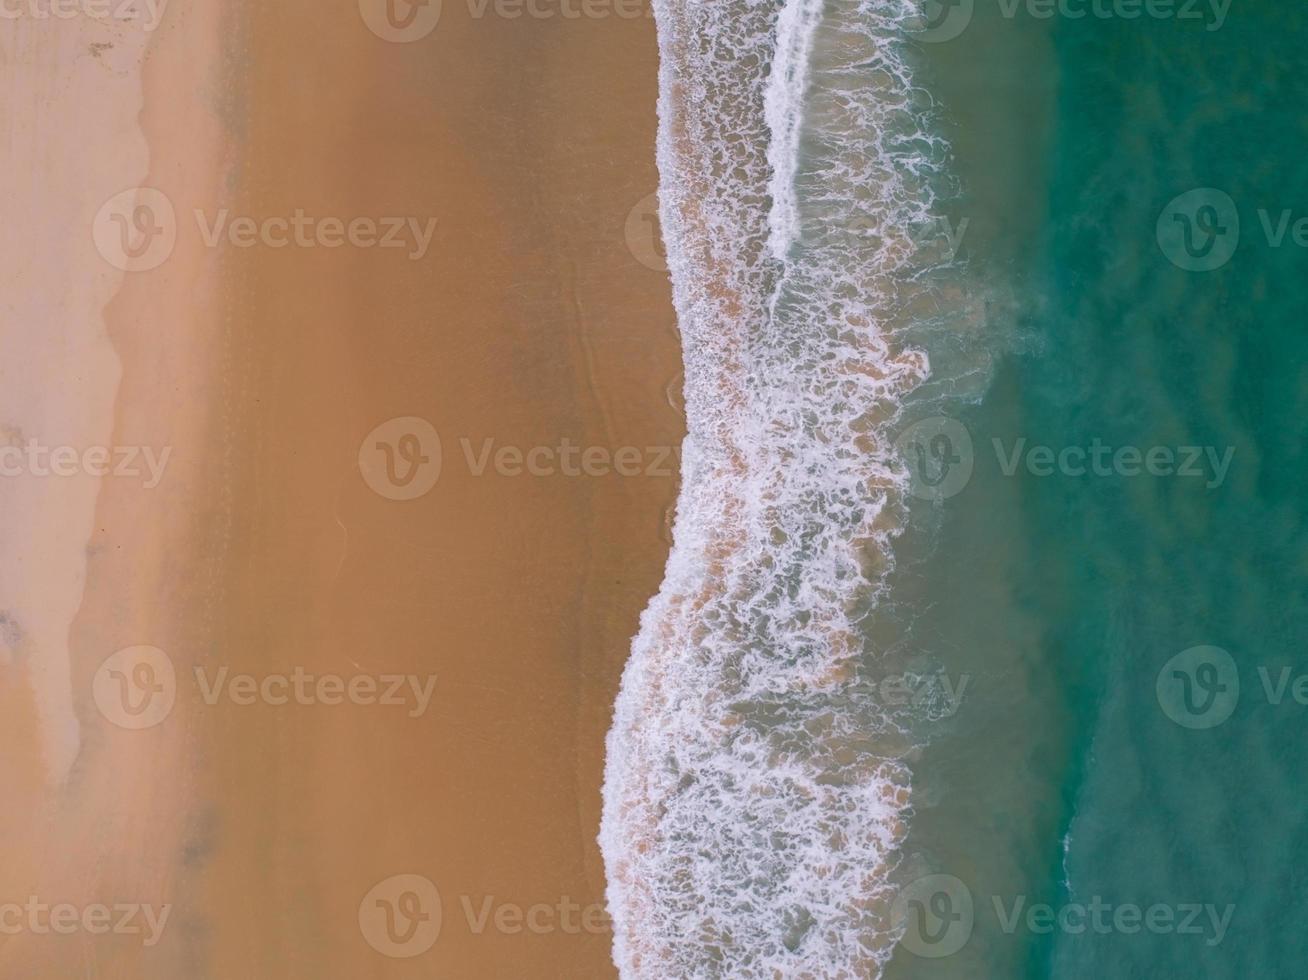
[601,1,958,975]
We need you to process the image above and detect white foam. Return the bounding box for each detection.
[602,1,958,975]
[764,0,825,261]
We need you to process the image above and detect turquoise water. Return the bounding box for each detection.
[600,0,1307,974]
[885,1,1308,977]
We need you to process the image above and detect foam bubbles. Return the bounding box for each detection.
[601,1,959,975]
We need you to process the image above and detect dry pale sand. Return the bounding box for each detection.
[1,0,679,977]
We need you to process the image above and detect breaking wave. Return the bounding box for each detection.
[601,1,971,975]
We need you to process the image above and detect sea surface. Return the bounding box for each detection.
[602,0,1308,976]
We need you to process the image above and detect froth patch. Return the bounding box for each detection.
[603,0,965,976]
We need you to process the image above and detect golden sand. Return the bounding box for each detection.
[1,0,679,976]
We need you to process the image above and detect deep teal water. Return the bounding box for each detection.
[885,2,1308,976]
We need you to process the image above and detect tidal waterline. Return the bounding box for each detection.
[883,2,1308,977]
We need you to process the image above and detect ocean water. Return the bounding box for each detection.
[602,0,1308,976]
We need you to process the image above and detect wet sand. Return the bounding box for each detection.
[1,0,678,976]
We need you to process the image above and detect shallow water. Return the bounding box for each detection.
[885,2,1308,977]
[604,0,1307,976]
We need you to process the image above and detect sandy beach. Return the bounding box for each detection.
[1,0,678,976]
